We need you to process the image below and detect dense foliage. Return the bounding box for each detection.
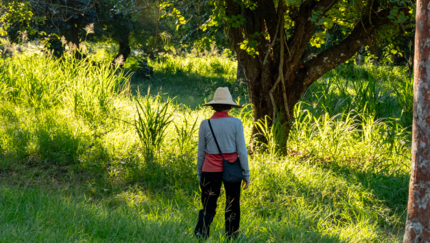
[0,0,415,64]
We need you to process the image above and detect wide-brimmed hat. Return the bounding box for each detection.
[203,87,243,108]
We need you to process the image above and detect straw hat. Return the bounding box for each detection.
[203,87,243,108]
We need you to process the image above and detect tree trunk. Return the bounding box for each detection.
[403,0,430,241]
[112,31,131,67]
[68,15,83,59]
[236,50,305,154]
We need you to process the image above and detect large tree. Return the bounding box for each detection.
[196,0,412,153]
[403,0,430,240]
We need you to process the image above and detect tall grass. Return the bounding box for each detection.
[0,51,412,242]
[174,111,198,153]
[149,54,236,79]
[306,64,413,128]
[255,111,289,157]
[134,96,173,158]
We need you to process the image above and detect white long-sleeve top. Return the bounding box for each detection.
[197,117,250,181]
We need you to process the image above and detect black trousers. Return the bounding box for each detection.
[194,172,241,238]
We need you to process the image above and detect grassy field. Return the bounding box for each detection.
[0,49,412,242]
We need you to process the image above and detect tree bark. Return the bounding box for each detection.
[403,0,430,241]
[224,0,407,154]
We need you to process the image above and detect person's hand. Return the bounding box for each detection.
[242,180,250,190]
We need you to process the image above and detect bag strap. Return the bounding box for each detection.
[207,119,225,160]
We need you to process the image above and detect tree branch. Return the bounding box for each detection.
[287,0,341,68]
[47,0,96,22]
[301,8,403,87]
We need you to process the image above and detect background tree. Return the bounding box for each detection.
[0,1,39,43]
[105,0,175,61]
[2,0,98,58]
[1,0,174,62]
[38,0,96,58]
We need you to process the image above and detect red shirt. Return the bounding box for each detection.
[202,111,238,172]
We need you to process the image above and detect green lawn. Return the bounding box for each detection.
[0,51,412,242]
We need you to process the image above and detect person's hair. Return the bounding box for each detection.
[211,104,233,112]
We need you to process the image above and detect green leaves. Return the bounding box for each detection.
[310,32,326,48]
[238,31,262,56]
[171,7,186,30]
[388,7,408,23]
[232,0,257,10]
[310,11,322,22]
[389,8,398,16]
[0,1,34,39]
[226,14,245,28]
[201,18,218,32]
[240,39,259,56]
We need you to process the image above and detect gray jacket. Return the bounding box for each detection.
[197,117,250,181]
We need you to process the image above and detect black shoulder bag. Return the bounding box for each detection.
[207,119,244,183]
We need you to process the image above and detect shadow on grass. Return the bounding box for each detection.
[120,151,198,195]
[301,157,408,232]
[333,164,409,228]
[35,125,81,166]
[0,185,196,242]
[131,71,248,109]
[0,182,344,243]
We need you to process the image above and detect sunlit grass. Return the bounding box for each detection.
[0,51,411,242]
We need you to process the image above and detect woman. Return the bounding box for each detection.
[194,87,251,239]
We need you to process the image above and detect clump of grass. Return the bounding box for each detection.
[174,111,198,153]
[134,96,173,159]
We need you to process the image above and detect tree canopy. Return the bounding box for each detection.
[169,0,413,153]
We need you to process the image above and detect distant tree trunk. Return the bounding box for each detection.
[68,15,84,59]
[112,31,131,67]
[403,0,430,241]
[236,61,245,83]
